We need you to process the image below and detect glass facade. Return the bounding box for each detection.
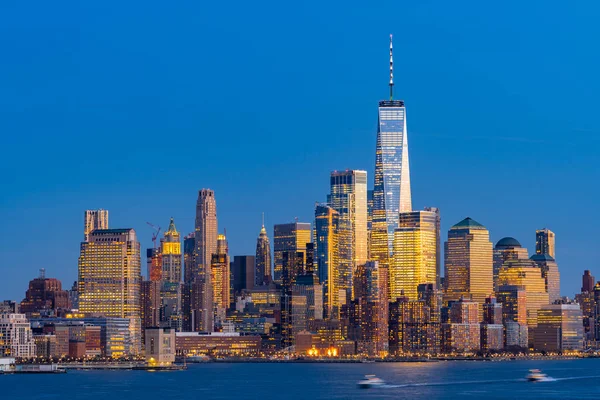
[444,218,493,318]
[78,228,141,353]
[314,205,340,318]
[391,209,440,301]
[372,100,412,263]
[273,222,311,284]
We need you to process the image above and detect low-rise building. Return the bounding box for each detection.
[0,314,35,358]
[175,332,261,356]
[534,303,584,352]
[145,327,176,365]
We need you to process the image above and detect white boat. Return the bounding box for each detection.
[526,369,549,382]
[357,375,385,389]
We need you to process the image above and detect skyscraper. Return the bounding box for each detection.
[535,228,555,258]
[194,189,217,332]
[160,218,182,328]
[78,228,142,353]
[498,259,549,327]
[371,35,412,264]
[84,209,108,241]
[211,234,230,327]
[273,222,311,284]
[255,217,272,286]
[391,208,440,301]
[328,169,368,267]
[530,254,560,303]
[352,261,388,356]
[444,218,493,312]
[314,205,340,318]
[582,270,595,293]
[492,237,529,291]
[232,255,256,294]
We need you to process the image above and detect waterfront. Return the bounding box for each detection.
[3,358,600,399]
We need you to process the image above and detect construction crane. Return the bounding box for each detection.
[146,222,161,249]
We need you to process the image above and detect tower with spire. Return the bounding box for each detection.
[255,213,272,286]
[371,34,412,265]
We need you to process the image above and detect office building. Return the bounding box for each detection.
[498,259,549,327]
[181,233,195,332]
[273,222,311,284]
[194,189,217,332]
[371,36,412,267]
[84,209,108,241]
[175,332,261,357]
[534,303,584,352]
[391,209,439,301]
[211,234,230,327]
[78,228,142,353]
[314,205,341,318]
[232,255,256,294]
[480,297,504,351]
[530,254,561,303]
[493,237,529,291]
[444,218,493,313]
[0,314,36,357]
[0,301,19,314]
[389,297,439,355]
[536,228,555,258]
[255,219,272,286]
[328,169,368,268]
[160,218,182,327]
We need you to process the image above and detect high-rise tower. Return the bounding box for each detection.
[273,222,311,284]
[78,228,142,352]
[211,234,230,326]
[194,189,217,332]
[372,35,412,264]
[84,209,108,241]
[536,228,555,258]
[160,218,182,328]
[444,218,493,315]
[255,214,272,286]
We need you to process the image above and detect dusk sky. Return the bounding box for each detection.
[1,1,599,300]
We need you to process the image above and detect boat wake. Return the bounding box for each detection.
[378,374,600,389]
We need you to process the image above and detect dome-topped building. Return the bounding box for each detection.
[493,236,529,291]
[495,237,522,249]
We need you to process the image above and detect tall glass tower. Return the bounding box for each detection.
[372,35,412,264]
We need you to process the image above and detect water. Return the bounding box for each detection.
[4,359,600,399]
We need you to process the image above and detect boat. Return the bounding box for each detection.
[357,374,385,389]
[526,369,549,382]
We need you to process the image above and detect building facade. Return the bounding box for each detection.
[530,254,560,303]
[255,221,272,286]
[78,228,141,353]
[314,205,340,318]
[444,218,493,314]
[535,228,555,258]
[194,189,218,332]
[273,222,311,284]
[0,314,35,358]
[391,209,439,301]
[371,36,412,266]
[84,209,108,241]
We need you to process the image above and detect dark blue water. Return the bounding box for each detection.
[4,359,600,399]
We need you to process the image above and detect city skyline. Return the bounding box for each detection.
[2,2,600,301]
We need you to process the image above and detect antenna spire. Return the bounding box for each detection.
[389,34,394,100]
[262,212,265,228]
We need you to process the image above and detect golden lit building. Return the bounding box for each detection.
[160,218,182,328]
[533,303,583,352]
[194,189,217,332]
[84,209,108,241]
[328,169,368,269]
[175,332,261,356]
[444,217,493,316]
[314,205,341,318]
[497,259,549,327]
[211,234,230,326]
[391,209,439,301]
[530,254,560,303]
[78,228,141,353]
[273,222,311,284]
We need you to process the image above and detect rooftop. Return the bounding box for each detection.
[530,253,556,262]
[496,237,522,248]
[451,217,486,230]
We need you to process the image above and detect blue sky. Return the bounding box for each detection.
[1,1,599,300]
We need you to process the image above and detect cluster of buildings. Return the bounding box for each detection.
[0,37,594,360]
